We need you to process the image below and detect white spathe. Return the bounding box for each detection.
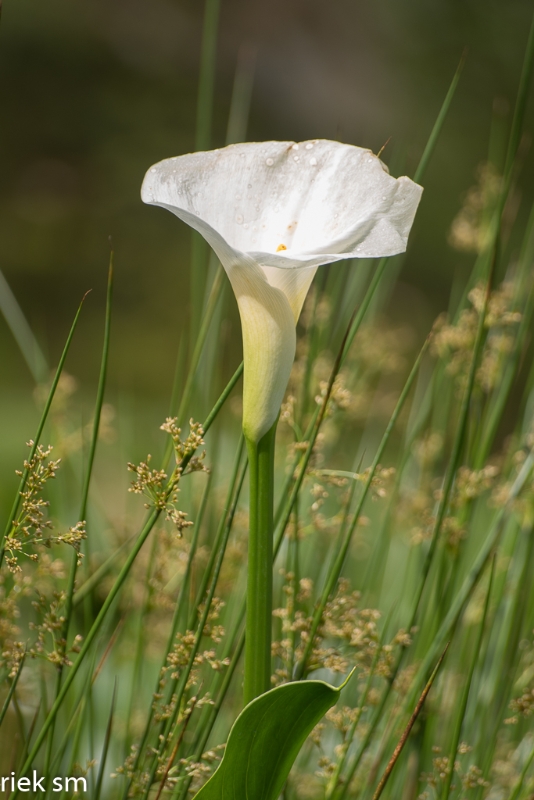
[142,140,423,442]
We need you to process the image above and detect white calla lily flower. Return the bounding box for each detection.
[142,140,423,442]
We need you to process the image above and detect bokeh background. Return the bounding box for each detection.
[0,0,532,460]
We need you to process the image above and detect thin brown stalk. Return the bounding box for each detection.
[91,617,124,685]
[371,643,450,800]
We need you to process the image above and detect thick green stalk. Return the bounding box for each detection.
[244,423,276,705]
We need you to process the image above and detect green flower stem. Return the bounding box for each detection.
[244,422,277,705]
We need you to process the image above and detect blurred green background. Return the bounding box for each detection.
[0,0,532,401]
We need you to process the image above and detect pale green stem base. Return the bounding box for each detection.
[244,423,276,705]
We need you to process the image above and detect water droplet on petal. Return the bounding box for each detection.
[305,143,314,150]
[150,168,157,173]
[293,156,300,162]
[266,157,274,166]
[310,157,317,166]
[236,214,243,224]
[244,223,249,229]
[292,143,300,150]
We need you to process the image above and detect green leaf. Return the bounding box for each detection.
[193,675,352,800]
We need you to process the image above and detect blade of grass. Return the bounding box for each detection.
[477,518,534,790]
[188,438,245,630]
[44,249,113,774]
[441,558,495,800]
[413,50,467,185]
[507,740,534,800]
[226,43,256,145]
[0,268,48,383]
[474,206,534,468]
[190,0,221,338]
[173,264,225,433]
[44,255,114,778]
[94,681,117,800]
[504,9,534,179]
[196,0,220,152]
[1,292,90,556]
[72,533,137,609]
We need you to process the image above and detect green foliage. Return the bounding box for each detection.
[193,678,351,800]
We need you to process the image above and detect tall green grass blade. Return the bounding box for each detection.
[413,50,466,185]
[94,682,116,800]
[72,534,137,609]
[196,0,221,152]
[507,741,534,800]
[504,10,534,178]
[79,255,114,525]
[0,266,49,384]
[1,291,89,557]
[44,256,114,780]
[409,259,495,633]
[474,208,534,467]
[0,268,48,383]
[441,559,495,800]
[190,0,221,338]
[189,438,245,630]
[477,520,534,789]
[226,44,256,145]
[175,265,224,431]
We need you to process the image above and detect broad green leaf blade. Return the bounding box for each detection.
[193,678,349,800]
